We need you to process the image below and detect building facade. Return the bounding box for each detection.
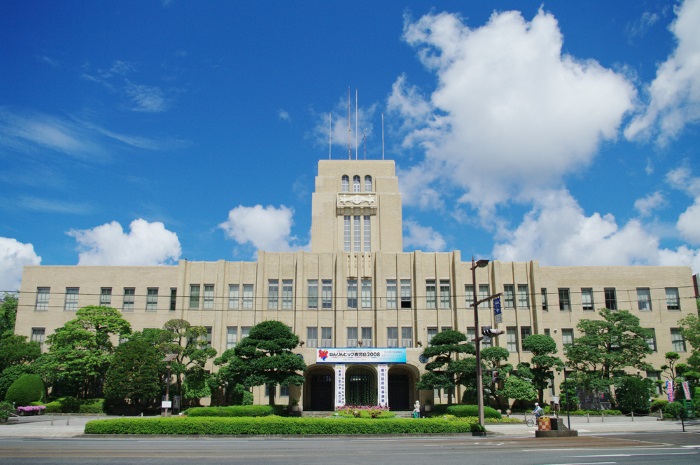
[15,160,698,410]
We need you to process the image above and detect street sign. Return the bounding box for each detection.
[494,296,502,323]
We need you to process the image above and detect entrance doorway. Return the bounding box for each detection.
[388,374,410,410]
[345,366,377,406]
[306,367,334,411]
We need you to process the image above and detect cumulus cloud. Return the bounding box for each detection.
[219,205,305,253]
[310,93,378,155]
[625,0,700,144]
[403,220,446,252]
[634,191,666,217]
[68,219,181,265]
[392,9,635,213]
[668,165,700,245]
[0,237,41,292]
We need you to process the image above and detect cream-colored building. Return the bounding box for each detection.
[15,160,698,410]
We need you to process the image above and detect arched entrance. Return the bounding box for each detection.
[305,365,335,411]
[345,365,377,406]
[388,365,417,410]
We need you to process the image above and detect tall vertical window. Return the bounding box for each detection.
[604,288,617,310]
[242,284,254,309]
[64,287,79,311]
[506,327,518,352]
[426,279,436,309]
[562,328,574,346]
[520,326,532,350]
[386,279,397,309]
[439,280,451,309]
[353,215,361,251]
[517,284,529,309]
[306,327,318,348]
[465,284,474,307]
[353,175,361,192]
[363,215,371,251]
[226,326,238,349]
[347,279,358,309]
[427,327,438,344]
[581,288,594,311]
[100,287,112,306]
[282,280,293,309]
[401,327,413,348]
[541,288,548,311]
[361,327,372,347]
[466,327,476,343]
[31,328,45,348]
[123,288,135,312]
[361,279,372,309]
[170,288,177,311]
[308,279,319,309]
[671,328,686,352]
[665,287,680,310]
[203,284,214,310]
[241,326,251,339]
[322,279,333,309]
[228,284,239,309]
[478,285,491,308]
[146,288,158,311]
[343,216,351,252]
[189,285,200,309]
[400,279,412,308]
[347,327,358,347]
[203,327,213,348]
[558,288,571,311]
[504,285,515,308]
[364,175,372,191]
[321,327,332,346]
[341,175,349,192]
[268,280,279,310]
[35,287,50,311]
[645,328,657,352]
[637,288,652,311]
[387,327,398,347]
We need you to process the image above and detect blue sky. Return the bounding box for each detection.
[2,0,700,292]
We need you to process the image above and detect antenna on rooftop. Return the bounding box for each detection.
[355,89,358,160]
[347,87,352,160]
[363,130,367,159]
[329,112,332,160]
[382,113,385,160]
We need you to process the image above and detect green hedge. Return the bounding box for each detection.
[84,416,484,435]
[441,405,502,419]
[185,405,276,417]
[5,374,45,406]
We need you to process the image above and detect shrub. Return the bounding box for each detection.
[444,405,502,419]
[650,399,668,412]
[0,401,13,421]
[663,401,684,419]
[4,374,44,406]
[44,396,87,414]
[79,399,104,414]
[185,405,276,417]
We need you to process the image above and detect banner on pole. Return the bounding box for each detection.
[494,296,502,324]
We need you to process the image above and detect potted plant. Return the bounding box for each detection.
[424,399,433,412]
[290,398,300,412]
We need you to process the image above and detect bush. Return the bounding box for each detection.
[79,399,104,414]
[0,401,13,421]
[0,365,33,401]
[650,399,668,412]
[185,405,276,417]
[44,396,102,414]
[5,374,44,406]
[663,401,684,419]
[444,405,502,419]
[85,416,485,435]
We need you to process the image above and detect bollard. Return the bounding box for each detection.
[586,413,590,423]
[51,415,54,426]
[631,411,634,421]
[66,416,70,426]
[601,411,604,422]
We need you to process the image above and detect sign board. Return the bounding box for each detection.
[683,381,692,400]
[494,297,502,324]
[161,401,172,409]
[316,348,406,364]
[667,380,674,402]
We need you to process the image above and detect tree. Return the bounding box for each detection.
[219,321,305,406]
[0,334,40,400]
[522,334,565,404]
[499,375,537,406]
[416,330,474,404]
[480,346,512,409]
[679,314,700,351]
[0,293,18,337]
[44,306,131,398]
[615,375,653,414]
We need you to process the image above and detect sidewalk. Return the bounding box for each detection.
[0,414,95,438]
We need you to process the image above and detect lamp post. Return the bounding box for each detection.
[162,354,177,417]
[471,257,490,427]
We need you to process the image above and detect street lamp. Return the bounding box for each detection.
[162,354,177,417]
[471,257,490,427]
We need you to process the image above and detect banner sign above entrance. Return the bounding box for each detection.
[317,348,406,364]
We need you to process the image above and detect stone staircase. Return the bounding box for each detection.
[301,410,413,418]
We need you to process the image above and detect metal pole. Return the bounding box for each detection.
[564,369,571,430]
[472,257,484,427]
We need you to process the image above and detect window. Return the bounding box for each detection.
[478,285,490,308]
[581,288,594,311]
[268,280,279,309]
[64,287,79,311]
[466,327,476,343]
[282,280,293,309]
[322,279,333,309]
[558,288,571,311]
[504,285,514,308]
[386,279,397,309]
[361,279,372,309]
[347,327,358,347]
[400,279,412,308]
[427,327,438,345]
[506,327,518,352]
[387,327,398,347]
[671,328,686,352]
[465,284,474,307]
[353,215,361,251]
[426,279,436,309]
[347,279,358,309]
[123,288,135,312]
[146,288,158,311]
[31,328,45,347]
[541,288,548,311]
[647,371,662,396]
[342,175,349,192]
[645,328,657,352]
[364,175,372,192]
[203,326,213,348]
[321,327,332,347]
[401,327,413,348]
[439,280,451,309]
[361,327,372,347]
[228,284,239,309]
[343,215,351,252]
[666,287,680,310]
[241,326,251,339]
[100,287,112,306]
[307,327,318,348]
[519,327,532,350]
[243,284,253,309]
[544,328,551,337]
[604,288,617,310]
[637,288,652,311]
[308,280,318,309]
[170,288,177,311]
[280,385,289,398]
[226,327,238,349]
[561,328,574,346]
[363,215,371,251]
[353,175,361,192]
[204,284,214,310]
[35,287,50,311]
[189,284,200,309]
[517,285,529,309]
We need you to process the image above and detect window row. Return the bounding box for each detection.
[341,174,372,193]
[343,215,371,252]
[548,287,681,312]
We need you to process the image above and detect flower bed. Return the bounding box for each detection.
[17,405,46,416]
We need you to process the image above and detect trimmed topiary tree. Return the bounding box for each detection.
[5,373,45,406]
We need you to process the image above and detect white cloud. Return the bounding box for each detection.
[310,94,378,155]
[125,81,168,113]
[677,202,700,244]
[219,205,305,253]
[68,219,181,265]
[634,191,666,217]
[625,0,700,143]
[278,109,291,121]
[0,237,41,292]
[394,9,635,212]
[403,220,446,252]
